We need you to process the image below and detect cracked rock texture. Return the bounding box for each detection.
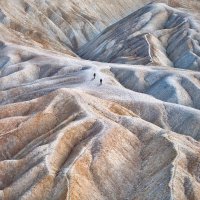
[0,1,200,200]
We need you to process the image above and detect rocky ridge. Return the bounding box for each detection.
[0,1,200,200]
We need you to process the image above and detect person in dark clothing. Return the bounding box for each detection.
[93,73,96,79]
[100,79,102,85]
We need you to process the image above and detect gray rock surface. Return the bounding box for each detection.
[0,1,200,200]
[78,3,200,71]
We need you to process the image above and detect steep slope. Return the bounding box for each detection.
[1,88,200,200]
[1,0,199,54]
[78,3,200,70]
[0,0,153,54]
[111,65,200,109]
[0,44,200,199]
[0,1,200,200]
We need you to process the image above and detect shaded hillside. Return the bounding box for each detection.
[0,0,152,53]
[78,3,200,71]
[0,1,200,200]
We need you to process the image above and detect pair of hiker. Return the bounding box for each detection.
[93,73,102,85]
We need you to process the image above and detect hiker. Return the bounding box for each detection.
[93,73,96,79]
[100,79,102,85]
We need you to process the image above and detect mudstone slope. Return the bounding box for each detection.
[0,1,200,200]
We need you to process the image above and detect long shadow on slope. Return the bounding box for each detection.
[78,3,200,71]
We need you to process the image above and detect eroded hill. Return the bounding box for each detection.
[0,1,200,200]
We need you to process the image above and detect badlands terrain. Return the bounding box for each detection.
[0,0,200,199]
